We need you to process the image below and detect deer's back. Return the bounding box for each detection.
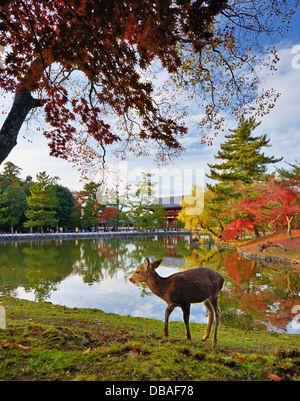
[165,267,224,305]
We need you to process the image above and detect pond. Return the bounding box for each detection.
[0,235,299,334]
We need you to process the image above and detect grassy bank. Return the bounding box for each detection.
[240,230,300,260]
[0,296,299,381]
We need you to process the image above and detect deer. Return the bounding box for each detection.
[129,257,224,346]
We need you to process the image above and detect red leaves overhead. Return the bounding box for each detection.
[1,0,226,164]
[0,0,297,168]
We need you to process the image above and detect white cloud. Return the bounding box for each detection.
[254,45,300,165]
[2,134,83,190]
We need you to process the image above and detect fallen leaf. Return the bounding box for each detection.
[128,349,139,356]
[16,344,29,350]
[180,332,186,335]
[235,356,245,362]
[268,374,294,381]
[100,334,110,341]
[268,374,282,381]
[82,347,91,354]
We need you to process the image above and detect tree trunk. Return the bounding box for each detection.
[253,224,260,238]
[0,58,45,165]
[286,215,294,240]
[0,86,42,164]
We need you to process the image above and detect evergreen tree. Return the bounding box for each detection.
[0,161,22,189]
[80,181,102,229]
[53,185,75,230]
[2,161,22,181]
[277,160,300,187]
[24,172,59,233]
[0,162,29,232]
[0,189,9,228]
[5,185,28,233]
[207,116,282,201]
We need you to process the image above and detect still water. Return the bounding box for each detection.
[0,235,299,334]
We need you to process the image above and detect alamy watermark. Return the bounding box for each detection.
[291,305,300,330]
[0,305,5,329]
[291,45,300,70]
[96,162,204,216]
[0,46,5,70]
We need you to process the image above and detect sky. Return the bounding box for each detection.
[1,5,300,197]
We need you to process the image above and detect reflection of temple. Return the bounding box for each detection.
[158,234,192,252]
[158,195,185,228]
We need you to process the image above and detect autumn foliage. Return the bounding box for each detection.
[0,0,298,171]
[221,178,300,240]
[96,207,118,224]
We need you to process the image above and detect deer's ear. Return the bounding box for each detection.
[151,259,163,269]
[143,257,150,269]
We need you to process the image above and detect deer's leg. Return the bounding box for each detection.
[202,299,214,342]
[209,296,220,347]
[164,304,176,338]
[182,303,191,341]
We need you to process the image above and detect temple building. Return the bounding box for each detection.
[158,195,185,229]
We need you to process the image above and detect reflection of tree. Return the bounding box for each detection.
[73,236,193,296]
[180,245,225,272]
[0,240,80,301]
[179,246,300,332]
[219,252,300,332]
[77,236,193,284]
[0,236,192,301]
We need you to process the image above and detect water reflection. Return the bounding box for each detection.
[0,235,299,333]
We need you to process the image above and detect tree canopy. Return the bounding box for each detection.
[0,0,297,174]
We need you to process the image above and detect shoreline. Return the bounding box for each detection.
[237,229,300,265]
[237,247,300,265]
[0,230,192,242]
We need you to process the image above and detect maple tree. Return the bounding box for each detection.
[178,185,224,239]
[96,206,118,225]
[277,160,300,229]
[0,0,297,174]
[221,178,300,240]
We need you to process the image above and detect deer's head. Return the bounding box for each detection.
[129,257,162,283]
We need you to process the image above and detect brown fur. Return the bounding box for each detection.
[130,257,224,346]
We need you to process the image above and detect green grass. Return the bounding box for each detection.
[0,296,299,381]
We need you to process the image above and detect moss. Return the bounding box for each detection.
[0,295,299,381]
